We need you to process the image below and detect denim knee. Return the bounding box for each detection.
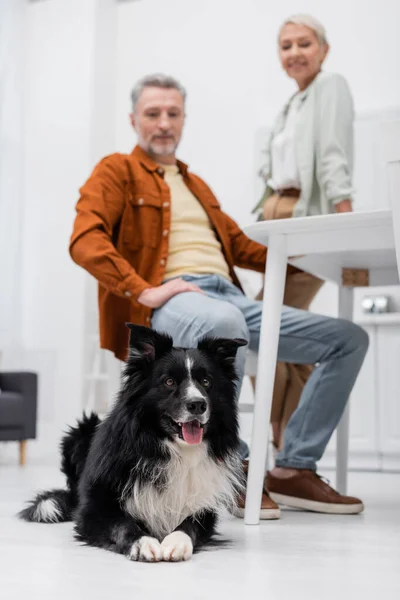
[353,323,369,352]
[201,304,250,343]
[337,319,369,355]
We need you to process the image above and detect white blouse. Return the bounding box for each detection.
[268,93,302,191]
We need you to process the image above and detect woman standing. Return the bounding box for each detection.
[254,14,354,450]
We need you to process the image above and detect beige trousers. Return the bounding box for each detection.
[253,194,324,449]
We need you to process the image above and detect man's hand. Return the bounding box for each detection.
[137,278,205,309]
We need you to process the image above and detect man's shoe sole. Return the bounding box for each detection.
[232,506,281,520]
[269,492,364,514]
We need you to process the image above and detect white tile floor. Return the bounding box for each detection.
[1,465,400,600]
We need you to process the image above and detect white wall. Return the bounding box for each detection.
[0,0,118,462]
[0,0,25,359]
[23,0,119,435]
[115,0,400,226]
[18,0,96,447]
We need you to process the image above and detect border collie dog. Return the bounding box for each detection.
[19,324,246,562]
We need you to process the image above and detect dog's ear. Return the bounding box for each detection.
[197,336,247,366]
[126,323,173,362]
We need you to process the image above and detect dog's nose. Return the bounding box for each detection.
[186,400,207,415]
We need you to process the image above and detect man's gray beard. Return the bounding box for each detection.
[148,141,178,157]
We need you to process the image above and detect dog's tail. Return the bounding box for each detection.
[18,413,100,523]
[18,488,76,523]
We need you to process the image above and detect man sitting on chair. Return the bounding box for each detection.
[69,74,368,519]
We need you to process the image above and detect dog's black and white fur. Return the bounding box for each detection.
[19,324,246,562]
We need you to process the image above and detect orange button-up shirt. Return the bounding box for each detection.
[70,146,267,360]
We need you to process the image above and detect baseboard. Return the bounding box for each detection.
[380,454,400,472]
[319,450,400,473]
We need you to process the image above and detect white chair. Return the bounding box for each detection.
[244,349,258,378]
[235,269,261,415]
[239,350,258,416]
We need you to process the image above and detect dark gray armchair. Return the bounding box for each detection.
[0,372,38,465]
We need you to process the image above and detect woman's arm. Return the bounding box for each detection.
[315,74,355,211]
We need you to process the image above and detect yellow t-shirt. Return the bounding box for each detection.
[161,164,231,282]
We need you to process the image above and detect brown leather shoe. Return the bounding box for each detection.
[266,470,364,514]
[232,462,281,520]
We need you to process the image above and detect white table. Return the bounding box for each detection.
[243,209,398,525]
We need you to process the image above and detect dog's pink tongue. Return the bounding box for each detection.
[182,421,203,445]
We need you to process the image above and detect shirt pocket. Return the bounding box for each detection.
[202,196,221,213]
[122,192,162,250]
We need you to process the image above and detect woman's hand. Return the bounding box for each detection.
[335,199,353,213]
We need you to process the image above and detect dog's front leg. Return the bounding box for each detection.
[75,510,162,563]
[160,510,218,561]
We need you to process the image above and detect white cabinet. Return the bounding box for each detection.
[376,327,400,465]
[348,325,378,458]
[320,319,400,472]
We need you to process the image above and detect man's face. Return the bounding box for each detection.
[130,87,185,160]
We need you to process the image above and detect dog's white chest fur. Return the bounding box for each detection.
[124,442,239,539]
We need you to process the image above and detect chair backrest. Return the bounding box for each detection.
[382,120,400,280]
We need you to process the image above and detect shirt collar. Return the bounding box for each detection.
[131,145,189,177]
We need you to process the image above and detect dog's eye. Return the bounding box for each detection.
[164,377,176,388]
[202,377,211,388]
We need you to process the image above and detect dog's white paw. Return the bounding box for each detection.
[161,531,193,562]
[129,536,162,562]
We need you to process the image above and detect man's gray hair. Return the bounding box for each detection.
[130,74,187,112]
[280,14,328,45]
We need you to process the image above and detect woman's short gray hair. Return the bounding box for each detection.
[280,14,328,45]
[130,74,187,112]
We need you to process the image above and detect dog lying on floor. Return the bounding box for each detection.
[19,324,246,562]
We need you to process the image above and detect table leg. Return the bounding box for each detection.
[245,234,287,525]
[336,285,354,494]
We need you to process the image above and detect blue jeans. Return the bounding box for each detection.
[152,275,369,471]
